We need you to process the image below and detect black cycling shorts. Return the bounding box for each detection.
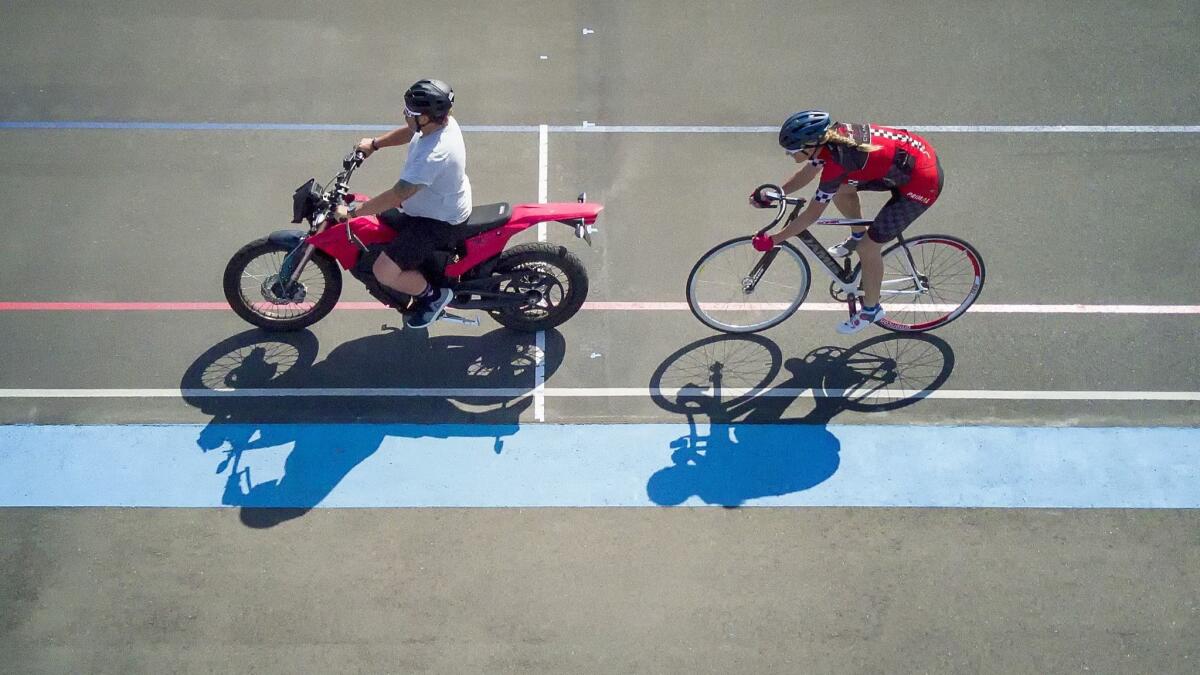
[378,209,461,270]
[867,195,931,244]
[861,156,945,244]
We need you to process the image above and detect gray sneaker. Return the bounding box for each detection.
[406,287,454,329]
[828,235,863,257]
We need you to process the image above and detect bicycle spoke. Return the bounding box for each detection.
[875,237,983,331]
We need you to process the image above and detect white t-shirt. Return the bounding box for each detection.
[399,117,472,225]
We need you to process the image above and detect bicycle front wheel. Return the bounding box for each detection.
[869,234,985,332]
[686,237,811,334]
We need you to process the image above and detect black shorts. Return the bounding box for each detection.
[378,209,462,269]
[860,156,945,244]
[867,194,931,243]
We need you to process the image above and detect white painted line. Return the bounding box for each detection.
[7,121,1199,134]
[537,123,549,242]
[909,125,1200,133]
[549,125,778,133]
[534,123,550,421]
[1,388,1197,402]
[581,301,1200,314]
[2,388,534,398]
[546,124,1200,134]
[546,388,1200,402]
[534,331,547,421]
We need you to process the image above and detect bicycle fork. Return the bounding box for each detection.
[742,248,780,294]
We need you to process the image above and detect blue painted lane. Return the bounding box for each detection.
[0,424,1197,508]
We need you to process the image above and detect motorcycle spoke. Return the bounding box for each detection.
[237,249,330,321]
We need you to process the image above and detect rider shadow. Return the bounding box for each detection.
[181,325,563,528]
[646,333,955,507]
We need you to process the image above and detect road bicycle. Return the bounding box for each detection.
[686,184,985,334]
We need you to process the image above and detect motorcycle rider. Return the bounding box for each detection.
[334,79,471,328]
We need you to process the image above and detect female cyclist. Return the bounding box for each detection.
[750,110,945,334]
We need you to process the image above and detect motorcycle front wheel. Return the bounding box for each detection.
[222,238,343,331]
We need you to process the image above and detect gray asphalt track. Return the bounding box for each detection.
[2,1,1199,673]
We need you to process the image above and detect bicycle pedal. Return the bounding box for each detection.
[438,311,480,326]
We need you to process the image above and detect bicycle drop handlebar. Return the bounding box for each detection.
[751,183,807,236]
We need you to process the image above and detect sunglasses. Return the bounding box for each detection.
[785,144,819,157]
[403,106,422,118]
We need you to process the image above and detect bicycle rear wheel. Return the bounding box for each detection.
[867,234,985,332]
[686,237,811,334]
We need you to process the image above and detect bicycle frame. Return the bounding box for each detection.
[754,193,926,309]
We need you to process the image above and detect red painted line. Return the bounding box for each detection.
[0,301,384,311]
[0,301,227,311]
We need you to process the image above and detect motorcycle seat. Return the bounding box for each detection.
[455,203,512,237]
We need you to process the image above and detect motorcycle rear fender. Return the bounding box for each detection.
[511,202,603,226]
[443,202,603,277]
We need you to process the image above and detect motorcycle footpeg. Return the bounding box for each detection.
[438,311,480,327]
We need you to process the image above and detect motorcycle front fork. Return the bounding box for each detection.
[279,243,315,288]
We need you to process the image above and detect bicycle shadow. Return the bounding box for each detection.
[180,325,563,528]
[646,333,955,506]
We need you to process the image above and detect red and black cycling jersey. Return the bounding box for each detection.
[809,123,940,205]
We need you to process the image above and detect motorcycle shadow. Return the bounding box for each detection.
[646,333,955,507]
[180,326,562,528]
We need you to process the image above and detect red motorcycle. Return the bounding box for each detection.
[223,151,601,332]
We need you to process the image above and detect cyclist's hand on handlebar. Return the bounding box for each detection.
[355,137,377,158]
[752,233,776,252]
[749,190,774,209]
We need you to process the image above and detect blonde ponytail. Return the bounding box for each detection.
[820,126,882,153]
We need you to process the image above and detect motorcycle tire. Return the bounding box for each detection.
[223,238,343,332]
[488,243,589,332]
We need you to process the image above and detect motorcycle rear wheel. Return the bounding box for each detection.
[223,238,343,331]
[488,243,589,332]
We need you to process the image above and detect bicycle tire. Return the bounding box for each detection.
[686,236,812,334]
[856,234,985,333]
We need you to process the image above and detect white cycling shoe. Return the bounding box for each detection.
[837,305,886,335]
[828,234,864,258]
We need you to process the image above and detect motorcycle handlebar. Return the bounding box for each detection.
[342,150,366,171]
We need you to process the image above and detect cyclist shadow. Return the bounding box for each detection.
[646,333,955,507]
[181,324,563,528]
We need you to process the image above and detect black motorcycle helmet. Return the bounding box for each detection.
[404,79,455,119]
